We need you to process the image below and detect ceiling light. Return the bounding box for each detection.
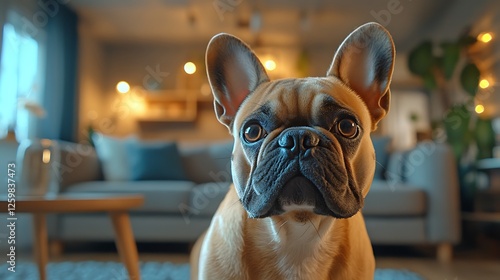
[184,62,196,75]
[116,81,130,94]
[475,104,485,114]
[478,32,493,43]
[479,79,490,89]
[264,60,276,71]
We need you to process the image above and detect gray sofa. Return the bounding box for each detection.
[44,141,233,243]
[363,141,461,260]
[21,139,461,259]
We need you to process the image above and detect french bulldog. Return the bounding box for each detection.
[191,22,395,280]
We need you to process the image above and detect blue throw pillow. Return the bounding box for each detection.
[371,136,391,180]
[127,141,187,181]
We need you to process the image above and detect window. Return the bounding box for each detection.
[0,10,45,140]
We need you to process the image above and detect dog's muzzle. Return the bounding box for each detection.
[276,129,323,206]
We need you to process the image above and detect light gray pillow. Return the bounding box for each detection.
[371,136,392,180]
[386,151,406,185]
[92,133,133,181]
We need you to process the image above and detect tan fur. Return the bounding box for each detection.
[191,77,376,279]
[192,188,374,279]
[192,22,394,280]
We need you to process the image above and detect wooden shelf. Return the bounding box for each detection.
[136,90,198,122]
[136,117,195,123]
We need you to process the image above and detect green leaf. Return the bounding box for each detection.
[440,42,460,80]
[475,118,495,159]
[422,72,437,90]
[408,41,434,77]
[443,105,472,159]
[460,63,480,96]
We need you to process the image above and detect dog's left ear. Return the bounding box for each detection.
[327,22,395,130]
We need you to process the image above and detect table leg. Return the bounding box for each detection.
[33,214,48,280]
[110,211,141,280]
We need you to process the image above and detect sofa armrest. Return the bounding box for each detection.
[19,140,101,193]
[403,141,461,244]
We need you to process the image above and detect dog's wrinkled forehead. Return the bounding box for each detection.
[233,76,372,132]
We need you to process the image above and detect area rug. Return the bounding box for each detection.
[0,261,424,279]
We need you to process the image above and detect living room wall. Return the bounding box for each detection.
[78,25,106,144]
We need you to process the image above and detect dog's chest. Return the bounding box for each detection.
[245,218,336,280]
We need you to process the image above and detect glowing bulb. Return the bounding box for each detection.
[475,104,485,114]
[116,81,130,94]
[184,62,196,74]
[42,149,51,163]
[264,60,276,71]
[479,79,490,89]
[478,32,493,43]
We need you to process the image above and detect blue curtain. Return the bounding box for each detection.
[37,3,78,142]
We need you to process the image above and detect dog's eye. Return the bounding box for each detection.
[244,124,265,143]
[337,119,358,138]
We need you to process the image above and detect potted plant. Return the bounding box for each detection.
[407,30,495,210]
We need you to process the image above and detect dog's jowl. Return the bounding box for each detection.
[191,22,395,280]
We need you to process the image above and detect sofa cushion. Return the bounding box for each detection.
[183,182,232,217]
[385,150,406,183]
[63,180,195,213]
[127,141,187,181]
[92,133,133,181]
[363,180,427,216]
[371,136,391,179]
[366,217,427,244]
[180,141,233,184]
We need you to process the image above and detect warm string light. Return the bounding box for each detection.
[478,32,493,43]
[476,34,493,116]
[184,62,196,74]
[479,79,490,89]
[116,81,130,94]
[264,59,276,71]
[475,104,485,114]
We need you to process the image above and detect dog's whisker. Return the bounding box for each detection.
[227,199,241,210]
[266,220,289,245]
[277,220,289,235]
[298,223,311,239]
[308,218,322,239]
[375,160,386,171]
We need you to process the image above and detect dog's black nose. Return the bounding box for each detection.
[278,129,319,154]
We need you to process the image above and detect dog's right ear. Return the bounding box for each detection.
[206,33,269,130]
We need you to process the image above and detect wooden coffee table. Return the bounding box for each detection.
[0,194,144,280]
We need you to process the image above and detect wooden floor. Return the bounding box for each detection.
[373,239,500,280]
[376,258,499,280]
[20,239,500,280]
